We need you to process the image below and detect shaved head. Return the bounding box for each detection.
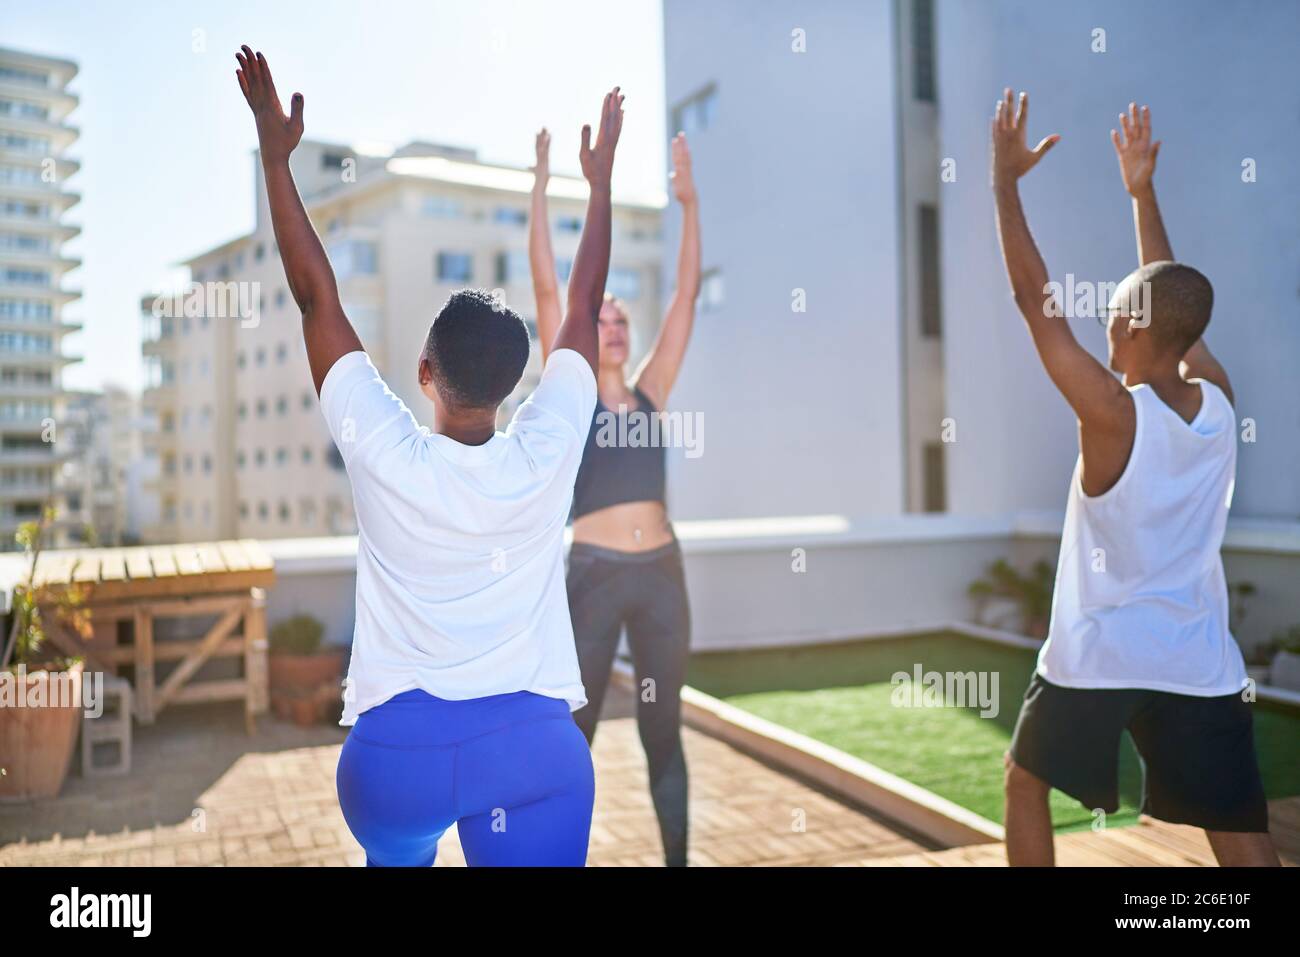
[1111,261,1213,355]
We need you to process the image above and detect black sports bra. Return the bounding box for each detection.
[571,386,667,519]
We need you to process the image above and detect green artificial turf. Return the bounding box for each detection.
[688,632,1300,833]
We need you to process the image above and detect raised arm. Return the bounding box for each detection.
[633,133,701,408]
[991,89,1128,429]
[552,88,624,375]
[1111,103,1232,402]
[235,46,361,394]
[529,128,564,361]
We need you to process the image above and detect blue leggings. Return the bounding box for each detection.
[336,689,594,866]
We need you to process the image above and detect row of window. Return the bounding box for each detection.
[0,164,52,187]
[234,444,341,469]
[0,231,52,253]
[1,200,50,220]
[0,299,53,322]
[0,65,52,88]
[236,392,314,419]
[0,331,52,353]
[0,98,49,121]
[0,132,49,155]
[1,268,50,287]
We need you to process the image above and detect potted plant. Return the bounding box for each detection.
[968,558,1055,640]
[268,615,344,726]
[0,509,93,801]
[1243,636,1278,688]
[1269,626,1300,693]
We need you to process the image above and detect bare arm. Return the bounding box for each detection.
[528,128,564,361]
[552,88,624,375]
[634,133,700,408]
[991,89,1130,430]
[235,47,360,394]
[1112,103,1232,402]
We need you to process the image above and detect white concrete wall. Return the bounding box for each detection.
[936,0,1300,519]
[661,0,906,521]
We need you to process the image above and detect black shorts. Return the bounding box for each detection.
[1008,674,1269,833]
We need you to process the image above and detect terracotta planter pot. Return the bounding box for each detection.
[0,661,85,802]
[269,648,345,693]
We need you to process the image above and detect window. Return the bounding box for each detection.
[423,196,464,220]
[671,84,718,136]
[276,447,288,465]
[276,343,288,364]
[922,442,946,513]
[913,0,937,103]
[275,289,287,309]
[699,269,725,313]
[493,207,527,227]
[321,151,350,170]
[495,250,529,285]
[301,446,313,464]
[607,268,642,301]
[329,239,378,279]
[301,392,313,411]
[436,252,473,283]
[255,398,267,418]
[276,395,288,415]
[918,204,942,338]
[556,216,583,233]
[255,448,266,467]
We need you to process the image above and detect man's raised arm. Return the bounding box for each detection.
[552,88,624,375]
[1111,102,1232,402]
[235,46,361,394]
[991,89,1127,428]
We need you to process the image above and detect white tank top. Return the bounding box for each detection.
[1037,379,1246,696]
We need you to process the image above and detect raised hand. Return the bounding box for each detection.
[991,89,1059,185]
[235,46,304,164]
[1111,103,1160,198]
[533,128,551,184]
[578,87,624,187]
[669,132,696,206]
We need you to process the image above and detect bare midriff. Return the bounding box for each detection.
[572,500,674,552]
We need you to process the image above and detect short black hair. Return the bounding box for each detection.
[1131,261,1214,354]
[423,289,529,409]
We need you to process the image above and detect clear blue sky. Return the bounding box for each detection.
[7,0,666,393]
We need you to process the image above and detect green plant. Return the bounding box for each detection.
[1272,625,1300,656]
[269,615,326,656]
[967,558,1055,639]
[1,507,92,673]
[1227,580,1257,634]
[1245,635,1281,666]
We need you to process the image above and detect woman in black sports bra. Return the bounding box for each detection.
[529,127,700,866]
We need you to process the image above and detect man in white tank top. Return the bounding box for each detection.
[990,93,1279,866]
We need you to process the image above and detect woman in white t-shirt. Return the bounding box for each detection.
[236,45,626,866]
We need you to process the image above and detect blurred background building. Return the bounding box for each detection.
[0,47,82,549]
[661,0,1300,523]
[139,140,663,543]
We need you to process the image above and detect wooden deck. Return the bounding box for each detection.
[850,797,1300,866]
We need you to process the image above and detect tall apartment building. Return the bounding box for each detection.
[141,140,663,544]
[662,0,1300,522]
[0,47,81,549]
[61,386,141,546]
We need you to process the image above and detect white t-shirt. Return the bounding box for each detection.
[1037,379,1247,696]
[319,348,597,725]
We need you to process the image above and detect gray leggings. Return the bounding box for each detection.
[567,539,690,867]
